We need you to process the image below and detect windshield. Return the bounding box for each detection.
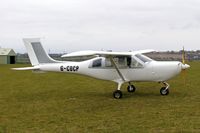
[135,54,152,63]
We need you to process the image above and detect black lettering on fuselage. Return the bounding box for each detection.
[60,66,79,72]
[60,66,64,71]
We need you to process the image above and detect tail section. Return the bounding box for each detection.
[23,38,60,66]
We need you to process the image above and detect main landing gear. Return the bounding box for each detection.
[160,82,170,96]
[127,84,136,93]
[113,90,123,99]
[113,82,136,99]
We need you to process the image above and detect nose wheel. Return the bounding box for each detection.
[160,82,170,96]
[160,87,169,95]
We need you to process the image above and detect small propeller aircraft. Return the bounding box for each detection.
[12,38,190,99]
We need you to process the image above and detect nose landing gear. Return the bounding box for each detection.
[160,82,170,96]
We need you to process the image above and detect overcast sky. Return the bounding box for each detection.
[0,0,200,53]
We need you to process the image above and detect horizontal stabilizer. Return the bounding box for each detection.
[12,66,40,71]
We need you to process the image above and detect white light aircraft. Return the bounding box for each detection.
[12,38,190,99]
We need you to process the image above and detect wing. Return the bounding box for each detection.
[61,49,155,82]
[61,49,155,58]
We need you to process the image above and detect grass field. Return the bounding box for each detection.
[0,62,200,133]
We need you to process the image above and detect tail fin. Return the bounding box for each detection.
[23,38,60,66]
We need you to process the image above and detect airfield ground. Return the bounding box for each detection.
[0,62,199,133]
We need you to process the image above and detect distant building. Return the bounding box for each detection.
[0,48,16,64]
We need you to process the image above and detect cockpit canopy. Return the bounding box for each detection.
[89,54,153,68]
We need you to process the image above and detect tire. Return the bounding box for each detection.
[160,87,169,96]
[127,85,136,92]
[113,90,122,99]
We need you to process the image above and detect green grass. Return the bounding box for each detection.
[0,62,200,133]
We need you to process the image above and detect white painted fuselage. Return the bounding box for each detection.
[38,57,184,83]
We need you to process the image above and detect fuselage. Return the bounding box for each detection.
[38,55,184,83]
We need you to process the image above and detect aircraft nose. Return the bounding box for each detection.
[181,63,190,70]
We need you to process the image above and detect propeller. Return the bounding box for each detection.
[181,46,190,69]
[181,46,190,86]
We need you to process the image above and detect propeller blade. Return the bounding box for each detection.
[182,46,186,64]
[181,46,190,87]
[181,68,186,86]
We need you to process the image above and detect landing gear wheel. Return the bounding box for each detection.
[113,90,122,99]
[160,87,169,96]
[127,85,136,92]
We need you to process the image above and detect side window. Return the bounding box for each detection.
[104,56,132,68]
[118,57,126,66]
[92,59,102,67]
[105,57,126,68]
[131,57,143,68]
[105,58,112,67]
[127,57,131,68]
